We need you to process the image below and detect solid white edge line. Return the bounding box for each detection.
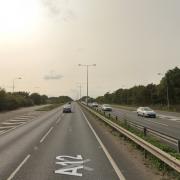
[7,154,31,180]
[80,108,126,180]
[40,127,54,143]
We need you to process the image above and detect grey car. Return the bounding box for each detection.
[63,104,72,113]
[137,107,156,118]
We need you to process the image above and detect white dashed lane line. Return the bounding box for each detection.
[145,119,168,127]
[56,114,64,124]
[7,154,31,180]
[40,127,54,143]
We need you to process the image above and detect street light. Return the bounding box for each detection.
[158,73,170,109]
[78,64,96,105]
[13,77,22,93]
[77,83,82,100]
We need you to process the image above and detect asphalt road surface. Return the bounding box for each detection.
[101,107,180,139]
[0,103,163,180]
[0,105,49,124]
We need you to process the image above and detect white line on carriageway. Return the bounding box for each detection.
[80,107,126,180]
[40,127,54,143]
[7,154,31,180]
[145,119,168,127]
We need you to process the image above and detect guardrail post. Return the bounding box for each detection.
[143,127,147,136]
[178,140,180,153]
[108,113,111,119]
[116,116,118,121]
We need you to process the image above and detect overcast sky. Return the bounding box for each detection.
[0,0,180,99]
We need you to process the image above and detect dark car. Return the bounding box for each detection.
[63,104,72,113]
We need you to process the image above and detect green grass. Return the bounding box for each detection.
[36,104,63,111]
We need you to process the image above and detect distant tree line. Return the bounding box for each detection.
[48,96,72,104]
[0,90,49,111]
[79,96,95,103]
[0,89,73,111]
[96,67,180,107]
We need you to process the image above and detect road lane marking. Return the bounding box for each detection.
[0,126,15,129]
[80,109,126,180]
[124,109,180,122]
[40,127,54,143]
[56,118,61,124]
[0,130,5,134]
[56,113,64,124]
[158,114,180,121]
[144,119,168,127]
[9,119,26,122]
[7,154,31,180]
[55,155,92,177]
[1,122,24,126]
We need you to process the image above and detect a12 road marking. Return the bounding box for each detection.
[55,155,93,177]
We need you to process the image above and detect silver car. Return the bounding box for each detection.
[63,104,72,113]
[137,107,156,118]
[91,102,98,107]
[102,104,112,111]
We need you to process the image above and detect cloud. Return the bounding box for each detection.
[41,0,76,22]
[42,0,62,16]
[44,72,63,80]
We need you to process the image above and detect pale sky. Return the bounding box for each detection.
[0,0,180,99]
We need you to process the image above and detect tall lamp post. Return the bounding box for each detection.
[78,64,96,105]
[13,77,22,93]
[158,73,170,109]
[77,83,82,101]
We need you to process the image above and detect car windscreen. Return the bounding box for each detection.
[144,107,152,111]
